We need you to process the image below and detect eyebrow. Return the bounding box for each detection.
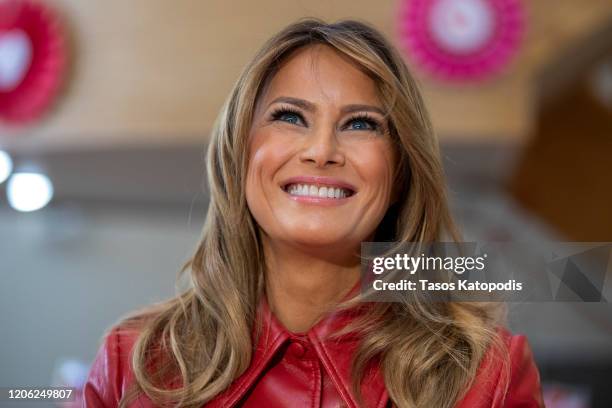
[341,104,386,116]
[269,96,315,112]
[268,96,386,116]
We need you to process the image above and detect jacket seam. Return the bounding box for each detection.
[112,327,123,404]
[375,385,389,408]
[223,331,287,407]
[311,336,356,408]
[490,333,514,407]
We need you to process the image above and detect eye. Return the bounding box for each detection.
[270,107,306,126]
[344,114,381,132]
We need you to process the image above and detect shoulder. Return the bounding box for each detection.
[499,330,545,407]
[82,325,142,407]
[456,328,544,408]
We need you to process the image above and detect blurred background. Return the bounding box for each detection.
[0,0,610,407]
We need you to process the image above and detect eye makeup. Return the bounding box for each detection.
[269,105,307,126]
[267,104,388,135]
[341,112,385,134]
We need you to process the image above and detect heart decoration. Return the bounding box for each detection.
[0,29,33,91]
[0,0,67,125]
[398,0,525,82]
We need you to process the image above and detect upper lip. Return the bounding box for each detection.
[280,176,358,193]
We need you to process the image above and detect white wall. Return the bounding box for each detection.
[0,204,204,392]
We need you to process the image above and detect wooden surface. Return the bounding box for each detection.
[1,0,611,152]
[511,77,612,241]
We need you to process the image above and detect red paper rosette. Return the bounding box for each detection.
[0,0,67,124]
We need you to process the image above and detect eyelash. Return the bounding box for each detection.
[346,113,381,132]
[270,106,304,124]
[269,106,383,133]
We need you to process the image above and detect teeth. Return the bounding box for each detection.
[286,183,351,199]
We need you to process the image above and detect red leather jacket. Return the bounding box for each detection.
[83,295,544,408]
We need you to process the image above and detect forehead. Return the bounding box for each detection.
[259,44,382,108]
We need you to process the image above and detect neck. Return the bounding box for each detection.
[262,237,361,333]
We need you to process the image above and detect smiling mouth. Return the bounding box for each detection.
[282,183,355,199]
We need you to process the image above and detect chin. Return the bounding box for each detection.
[273,211,365,243]
[290,234,347,247]
[278,227,358,250]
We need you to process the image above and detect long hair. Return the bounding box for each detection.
[116,18,505,408]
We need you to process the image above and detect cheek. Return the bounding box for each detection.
[247,130,288,181]
[353,141,397,196]
[245,129,293,210]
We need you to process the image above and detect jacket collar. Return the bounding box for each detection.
[207,280,389,408]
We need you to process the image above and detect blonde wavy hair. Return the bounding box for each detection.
[115,18,506,408]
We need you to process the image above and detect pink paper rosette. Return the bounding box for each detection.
[398,0,525,82]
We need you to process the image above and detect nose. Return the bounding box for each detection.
[298,125,345,168]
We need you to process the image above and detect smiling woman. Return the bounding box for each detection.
[246,44,398,267]
[82,19,543,408]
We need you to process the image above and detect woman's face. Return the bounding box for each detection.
[246,44,398,254]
